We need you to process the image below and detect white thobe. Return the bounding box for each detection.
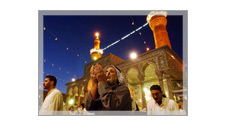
[39,88,63,115]
[147,97,179,115]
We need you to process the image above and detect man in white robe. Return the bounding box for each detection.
[39,75,63,115]
[147,85,179,115]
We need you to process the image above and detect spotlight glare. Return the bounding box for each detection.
[130,52,137,59]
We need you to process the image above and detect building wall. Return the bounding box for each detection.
[65,46,185,110]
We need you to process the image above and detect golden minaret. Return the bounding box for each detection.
[147,11,172,49]
[90,32,103,61]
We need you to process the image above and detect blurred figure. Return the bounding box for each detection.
[177,102,186,115]
[39,75,63,115]
[80,103,85,110]
[147,85,179,115]
[131,99,139,111]
[78,103,87,115]
[68,106,76,115]
[69,106,74,111]
[178,102,182,110]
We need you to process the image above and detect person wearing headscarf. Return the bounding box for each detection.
[85,64,132,111]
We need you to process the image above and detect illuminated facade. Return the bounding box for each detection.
[65,46,185,110]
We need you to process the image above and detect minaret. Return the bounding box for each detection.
[147,11,172,49]
[90,32,103,61]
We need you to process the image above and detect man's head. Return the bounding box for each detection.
[105,66,118,85]
[80,103,85,109]
[43,75,57,90]
[150,85,163,103]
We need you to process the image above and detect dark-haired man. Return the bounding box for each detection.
[147,85,179,115]
[85,64,132,111]
[40,75,63,115]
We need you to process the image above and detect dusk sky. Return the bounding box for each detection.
[43,15,183,93]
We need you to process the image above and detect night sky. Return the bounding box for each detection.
[43,15,183,93]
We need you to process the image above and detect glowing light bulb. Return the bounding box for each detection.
[72,78,75,82]
[69,99,74,105]
[95,32,99,38]
[171,55,175,59]
[130,52,137,59]
[94,56,97,61]
[146,47,150,51]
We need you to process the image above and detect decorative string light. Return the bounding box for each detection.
[43,20,151,85]
[44,58,77,76]
[44,21,150,82]
[43,72,69,83]
[44,21,149,64]
[130,16,153,52]
[146,47,150,51]
[43,58,83,84]
[44,26,87,64]
[101,22,149,51]
[129,16,149,46]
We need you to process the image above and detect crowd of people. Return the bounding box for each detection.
[68,103,90,115]
[39,64,186,115]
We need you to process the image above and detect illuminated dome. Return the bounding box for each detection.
[146,11,167,23]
